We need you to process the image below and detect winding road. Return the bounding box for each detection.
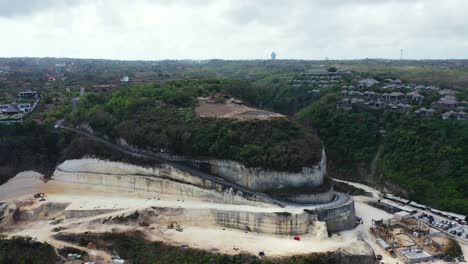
[57,125,352,211]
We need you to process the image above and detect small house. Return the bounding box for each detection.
[18,103,32,112]
[437,95,459,110]
[1,104,21,115]
[18,90,37,98]
[397,103,412,112]
[407,92,424,103]
[415,107,435,117]
[383,92,405,102]
[358,78,380,88]
[441,111,456,120]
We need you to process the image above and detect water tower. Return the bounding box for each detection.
[271,51,277,60]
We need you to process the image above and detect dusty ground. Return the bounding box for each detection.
[0,171,46,201]
[335,178,468,264]
[0,171,371,261]
[195,97,284,120]
[2,171,466,264]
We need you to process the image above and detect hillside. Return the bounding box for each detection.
[2,58,467,215]
[0,122,69,185]
[68,80,322,172]
[298,94,468,215]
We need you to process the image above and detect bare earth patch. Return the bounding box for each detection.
[195,97,284,120]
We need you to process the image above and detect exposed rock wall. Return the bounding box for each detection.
[77,206,319,236]
[212,210,313,235]
[64,209,119,219]
[276,187,335,204]
[52,159,268,206]
[160,148,327,191]
[52,159,356,234]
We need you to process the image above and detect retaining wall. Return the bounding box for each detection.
[307,198,356,232]
[275,186,335,204]
[160,148,327,191]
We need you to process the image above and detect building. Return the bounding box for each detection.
[376,238,391,250]
[18,90,37,98]
[358,78,380,88]
[304,69,331,76]
[378,199,415,213]
[383,92,405,102]
[441,111,456,120]
[407,92,424,103]
[17,103,32,112]
[363,91,377,98]
[271,51,277,60]
[439,89,457,96]
[400,248,433,264]
[394,211,411,221]
[437,95,459,110]
[397,103,412,112]
[457,111,466,120]
[121,76,130,82]
[414,107,435,116]
[0,103,20,115]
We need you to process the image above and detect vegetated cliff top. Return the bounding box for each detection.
[68,80,323,172]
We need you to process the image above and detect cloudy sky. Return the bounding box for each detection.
[1,0,467,60]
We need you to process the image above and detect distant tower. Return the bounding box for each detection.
[271,51,277,60]
[80,87,85,97]
[400,49,403,60]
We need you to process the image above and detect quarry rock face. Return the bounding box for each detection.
[161,148,328,191]
[53,159,265,206]
[42,158,356,235]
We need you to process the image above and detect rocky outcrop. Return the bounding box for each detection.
[49,159,356,234]
[160,148,327,191]
[52,159,270,206]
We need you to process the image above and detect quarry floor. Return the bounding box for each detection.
[1,171,466,263]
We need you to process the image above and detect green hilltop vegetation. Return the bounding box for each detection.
[0,236,59,264]
[69,80,322,172]
[0,122,70,185]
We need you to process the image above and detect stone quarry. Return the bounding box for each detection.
[0,149,367,260]
[41,148,355,235]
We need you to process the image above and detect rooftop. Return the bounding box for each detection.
[401,248,432,261]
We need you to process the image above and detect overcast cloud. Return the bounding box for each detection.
[0,0,467,60]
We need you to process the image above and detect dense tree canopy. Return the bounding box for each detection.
[298,95,468,214]
[69,80,322,172]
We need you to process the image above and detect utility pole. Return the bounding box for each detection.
[400,49,403,61]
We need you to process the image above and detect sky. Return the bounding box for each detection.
[1,0,467,60]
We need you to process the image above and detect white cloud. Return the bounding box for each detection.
[0,0,467,59]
